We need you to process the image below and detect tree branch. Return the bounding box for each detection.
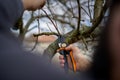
[77,0,81,31]
[83,0,109,35]
[43,0,110,60]
[33,32,59,37]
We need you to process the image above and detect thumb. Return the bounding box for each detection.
[65,45,74,51]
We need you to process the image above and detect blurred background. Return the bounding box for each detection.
[12,0,108,67]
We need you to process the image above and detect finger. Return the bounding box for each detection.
[65,45,80,53]
[59,55,64,59]
[65,45,76,51]
[60,60,65,64]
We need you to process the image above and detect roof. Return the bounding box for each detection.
[25,35,57,43]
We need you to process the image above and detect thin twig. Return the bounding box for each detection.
[81,6,91,19]
[46,23,53,32]
[42,9,61,36]
[70,0,74,17]
[82,37,88,50]
[77,0,81,31]
[31,11,41,51]
[47,1,58,27]
[88,0,92,21]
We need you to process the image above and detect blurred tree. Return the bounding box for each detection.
[15,0,111,59]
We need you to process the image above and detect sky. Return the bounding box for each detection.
[12,0,94,37]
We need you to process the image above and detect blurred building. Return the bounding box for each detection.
[23,35,57,54]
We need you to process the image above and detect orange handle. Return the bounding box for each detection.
[57,48,77,72]
[69,51,77,72]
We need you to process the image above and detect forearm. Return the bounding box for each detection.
[22,0,46,10]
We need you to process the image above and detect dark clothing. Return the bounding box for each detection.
[0,0,77,80]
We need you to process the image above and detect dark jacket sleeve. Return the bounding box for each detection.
[0,0,24,31]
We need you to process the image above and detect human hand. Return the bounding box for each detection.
[22,0,46,11]
[59,45,91,71]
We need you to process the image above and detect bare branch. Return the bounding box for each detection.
[43,0,109,59]
[77,0,81,31]
[33,32,59,37]
[42,9,61,35]
[83,0,109,35]
[31,12,41,51]
[81,6,91,19]
[88,0,92,21]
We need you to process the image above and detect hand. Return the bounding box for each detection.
[59,45,91,71]
[22,0,46,11]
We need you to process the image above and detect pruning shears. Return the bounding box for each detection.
[42,9,76,73]
[57,35,77,73]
